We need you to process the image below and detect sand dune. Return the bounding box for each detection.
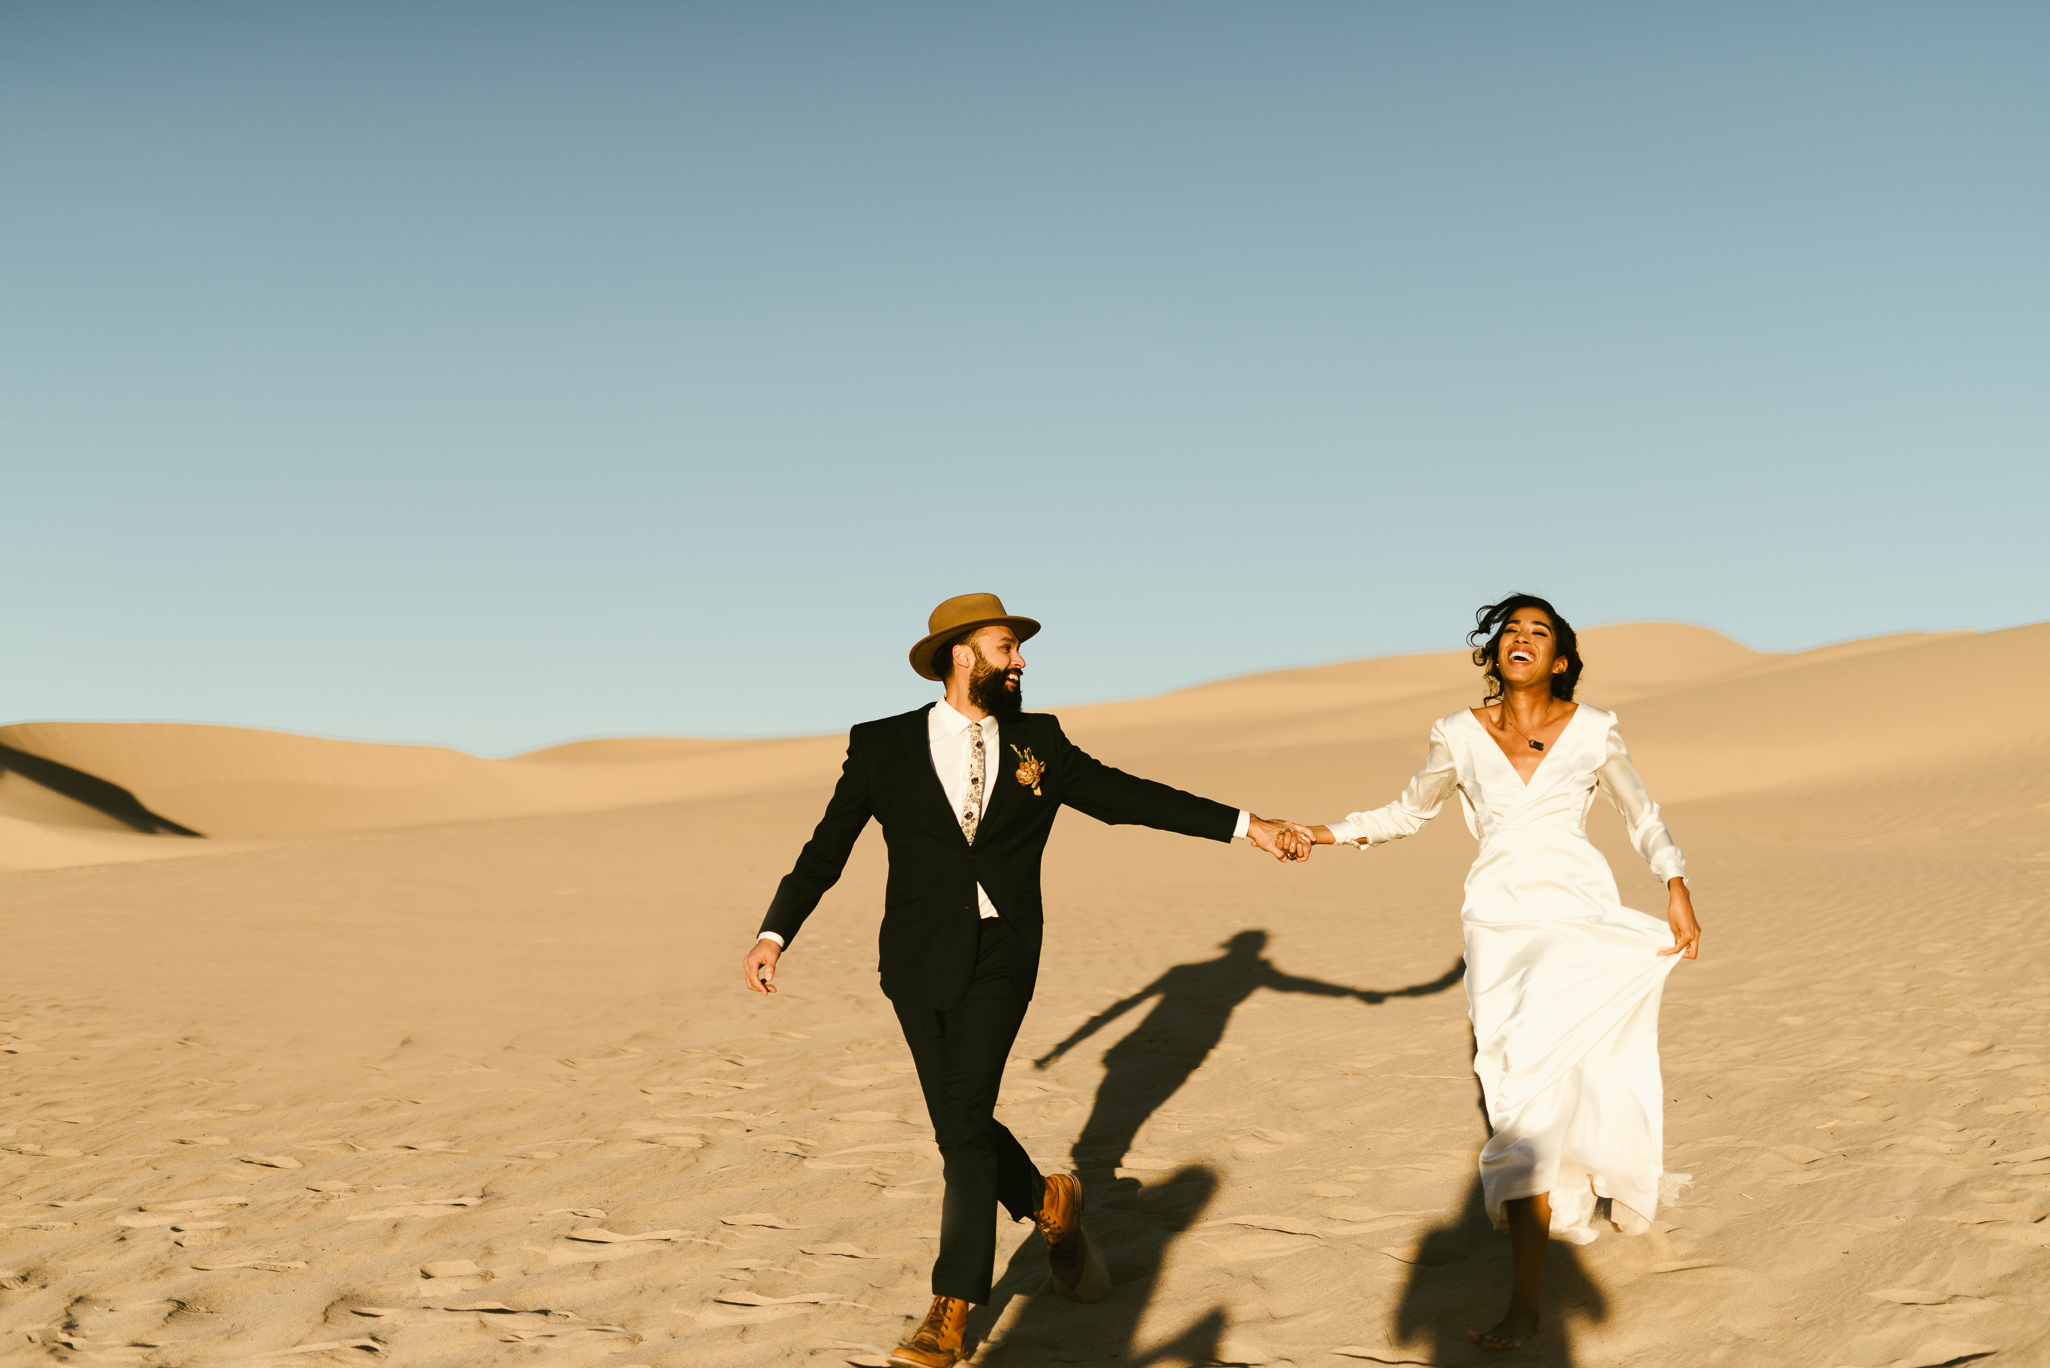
[2,620,2046,1367]
[0,722,847,849]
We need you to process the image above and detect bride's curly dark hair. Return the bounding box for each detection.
[1469,594,1582,703]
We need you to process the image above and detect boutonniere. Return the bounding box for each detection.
[1010,744,1045,796]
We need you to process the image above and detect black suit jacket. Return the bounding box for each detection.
[761,705,1239,1009]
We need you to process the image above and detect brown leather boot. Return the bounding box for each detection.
[1034,1172,1087,1290]
[887,1295,969,1368]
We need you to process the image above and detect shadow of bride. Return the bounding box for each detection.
[973,1164,1227,1365]
[1386,1175,1607,1366]
[1386,1033,1607,1366]
[1036,929,1465,1187]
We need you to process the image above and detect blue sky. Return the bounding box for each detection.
[4,3,2044,754]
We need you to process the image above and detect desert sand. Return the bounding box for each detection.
[2,621,2046,1367]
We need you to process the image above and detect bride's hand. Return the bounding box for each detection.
[1659,878,1701,959]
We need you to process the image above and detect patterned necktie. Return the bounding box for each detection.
[961,720,985,845]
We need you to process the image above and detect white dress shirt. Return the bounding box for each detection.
[929,699,1005,919]
[758,701,1252,946]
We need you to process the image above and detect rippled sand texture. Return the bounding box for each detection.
[2,621,2046,1367]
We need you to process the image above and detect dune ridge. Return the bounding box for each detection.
[2,618,2047,1366]
[0,622,2014,866]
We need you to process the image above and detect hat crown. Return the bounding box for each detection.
[928,593,1012,636]
[908,593,1040,681]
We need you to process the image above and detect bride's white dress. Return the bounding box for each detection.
[1326,703,1686,1244]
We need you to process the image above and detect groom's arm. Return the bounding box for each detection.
[757,730,875,950]
[1048,720,1307,858]
[1047,718,1242,842]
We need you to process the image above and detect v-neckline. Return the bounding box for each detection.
[1467,703,1581,789]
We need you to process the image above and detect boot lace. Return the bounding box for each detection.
[915,1297,953,1342]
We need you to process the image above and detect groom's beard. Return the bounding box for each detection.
[970,664,1024,719]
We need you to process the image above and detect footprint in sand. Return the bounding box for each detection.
[712,1289,846,1308]
[1229,1127,1305,1157]
[255,1337,382,1356]
[1870,1288,1962,1304]
[118,1199,249,1227]
[344,1197,484,1222]
[801,1243,878,1259]
[1908,1136,1966,1155]
[721,1213,801,1229]
[242,1154,303,1169]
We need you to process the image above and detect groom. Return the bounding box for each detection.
[741,593,1308,1367]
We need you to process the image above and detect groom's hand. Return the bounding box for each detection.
[1247,815,1313,863]
[741,937,782,994]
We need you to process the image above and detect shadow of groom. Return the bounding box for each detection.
[966,932,1467,1361]
[974,1164,1226,1366]
[1037,929,1465,1188]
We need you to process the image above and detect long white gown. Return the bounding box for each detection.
[1326,703,1686,1244]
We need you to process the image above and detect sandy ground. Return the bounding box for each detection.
[2,621,2046,1368]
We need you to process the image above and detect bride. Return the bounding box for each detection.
[1301,595,1701,1350]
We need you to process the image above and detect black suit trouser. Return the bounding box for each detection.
[893,918,1046,1304]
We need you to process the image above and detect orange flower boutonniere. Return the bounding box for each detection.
[1010,744,1045,796]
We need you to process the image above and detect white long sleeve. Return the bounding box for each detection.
[1594,721,1687,884]
[1325,721,1460,848]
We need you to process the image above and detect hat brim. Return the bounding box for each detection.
[909,617,1041,681]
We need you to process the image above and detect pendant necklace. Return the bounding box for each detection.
[1500,706,1549,751]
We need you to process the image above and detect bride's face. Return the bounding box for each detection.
[1497,610,1569,690]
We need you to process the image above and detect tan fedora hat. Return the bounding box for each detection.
[909,593,1042,681]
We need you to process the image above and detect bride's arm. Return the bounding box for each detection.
[1596,718,1702,959]
[1593,721,1685,882]
[1311,722,1458,848]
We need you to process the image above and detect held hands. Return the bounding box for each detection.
[1659,878,1702,960]
[741,937,782,994]
[1246,814,1317,863]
